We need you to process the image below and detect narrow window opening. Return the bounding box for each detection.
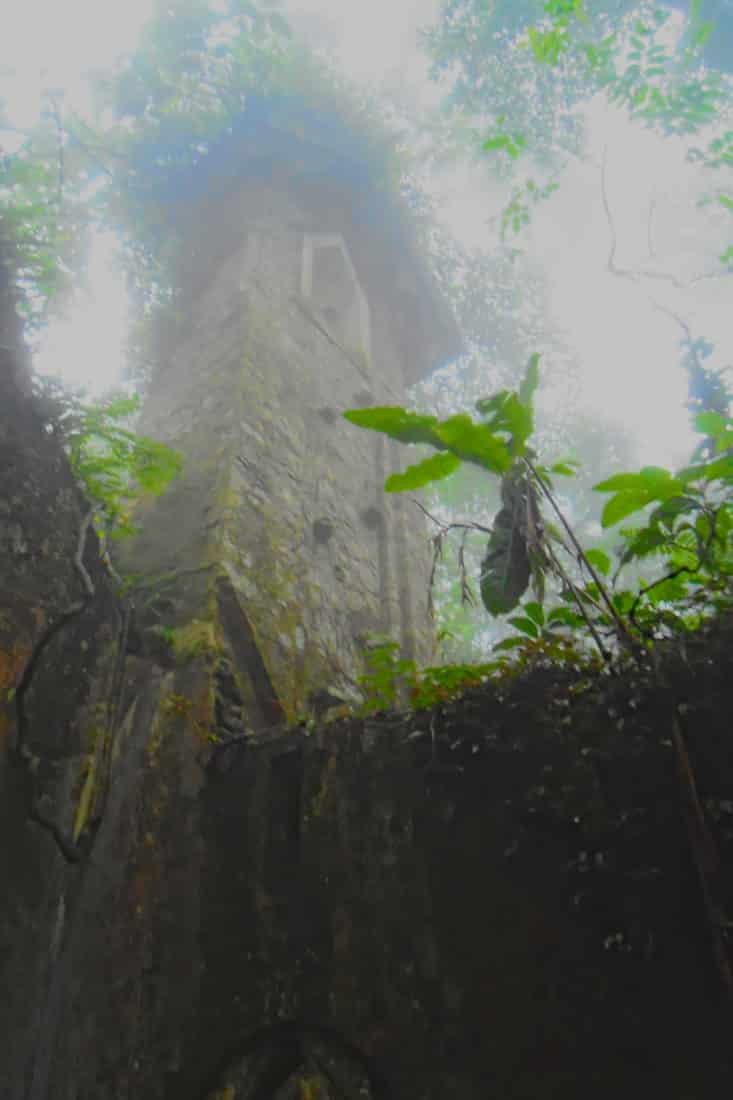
[301,233,371,361]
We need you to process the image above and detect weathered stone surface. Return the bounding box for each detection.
[3,309,733,1097]
[0,261,121,1100]
[120,163,451,716]
[3,108,733,1100]
[17,627,733,1100]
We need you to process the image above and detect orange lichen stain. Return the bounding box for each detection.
[72,751,98,842]
[192,681,215,745]
[0,643,30,695]
[161,693,194,718]
[298,1079,323,1100]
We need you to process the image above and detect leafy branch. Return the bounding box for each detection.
[346,349,733,998]
[345,347,733,668]
[34,380,183,550]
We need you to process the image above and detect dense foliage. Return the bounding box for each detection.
[348,342,732,678]
[32,377,182,548]
[1,0,731,654]
[425,1,733,253]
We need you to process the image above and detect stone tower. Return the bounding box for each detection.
[126,95,461,720]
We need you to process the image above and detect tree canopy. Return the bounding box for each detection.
[1,0,731,664]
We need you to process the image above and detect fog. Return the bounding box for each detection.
[2,1,730,466]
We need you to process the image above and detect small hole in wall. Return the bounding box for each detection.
[353,389,373,406]
[333,564,345,582]
[313,518,335,544]
[348,609,373,637]
[318,406,337,424]
[360,506,383,530]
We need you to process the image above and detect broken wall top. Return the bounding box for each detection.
[147,93,463,383]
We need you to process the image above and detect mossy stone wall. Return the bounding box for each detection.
[123,173,443,718]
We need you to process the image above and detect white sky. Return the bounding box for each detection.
[1,0,730,469]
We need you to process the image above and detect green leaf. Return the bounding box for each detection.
[549,461,579,477]
[679,457,733,484]
[620,526,669,562]
[595,469,685,521]
[483,133,526,159]
[344,406,441,445]
[595,466,675,493]
[508,615,540,638]
[493,636,530,653]
[718,194,733,211]
[694,411,733,444]
[518,353,540,408]
[594,473,649,492]
[344,406,511,474]
[527,26,568,65]
[547,606,585,628]
[385,452,461,492]
[102,395,141,419]
[475,390,534,457]
[601,489,655,528]
[436,414,512,473]
[523,601,545,627]
[584,548,612,575]
[645,575,693,605]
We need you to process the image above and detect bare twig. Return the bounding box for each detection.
[524,457,637,651]
[458,531,476,607]
[650,297,693,343]
[600,145,638,281]
[410,498,492,535]
[600,148,729,288]
[12,505,98,863]
[411,498,489,620]
[544,541,612,663]
[637,263,728,290]
[74,505,98,598]
[426,532,444,621]
[628,506,718,629]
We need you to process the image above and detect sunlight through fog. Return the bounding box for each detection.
[1,0,729,468]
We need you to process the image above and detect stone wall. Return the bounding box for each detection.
[14,631,733,1100]
[2,303,733,1098]
[5,116,731,1100]
[0,259,121,1100]
[122,171,446,718]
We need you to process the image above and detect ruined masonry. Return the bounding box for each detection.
[2,97,733,1100]
[123,97,461,721]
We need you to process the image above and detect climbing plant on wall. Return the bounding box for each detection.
[32,377,183,550]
